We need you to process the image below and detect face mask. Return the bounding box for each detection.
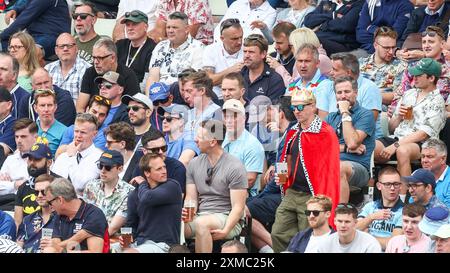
[27,165,48,178]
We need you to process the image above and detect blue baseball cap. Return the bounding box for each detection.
[418,207,449,235]
[97,150,124,166]
[149,82,170,102]
[402,168,436,188]
[22,143,52,160]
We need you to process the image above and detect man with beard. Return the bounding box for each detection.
[14,143,54,230]
[357,167,404,251]
[286,195,334,253]
[16,174,56,253]
[73,2,102,65]
[324,76,376,203]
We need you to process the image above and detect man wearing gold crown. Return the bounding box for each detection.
[270,87,340,252]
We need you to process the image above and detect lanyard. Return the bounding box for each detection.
[126,40,146,68]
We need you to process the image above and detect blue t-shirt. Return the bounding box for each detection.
[0,115,16,152]
[436,166,450,208]
[358,199,403,238]
[0,210,16,241]
[317,76,383,137]
[325,102,375,170]
[17,211,56,253]
[37,119,67,157]
[166,132,200,160]
[60,124,107,151]
[102,105,119,130]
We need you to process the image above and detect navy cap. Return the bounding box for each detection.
[402,168,436,188]
[97,149,124,166]
[22,143,52,160]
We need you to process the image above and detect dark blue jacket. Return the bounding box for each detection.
[0,0,70,44]
[287,227,336,253]
[18,85,76,127]
[356,0,414,53]
[304,0,364,46]
[11,85,29,120]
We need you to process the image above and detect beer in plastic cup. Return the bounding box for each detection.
[184,200,196,223]
[41,228,53,239]
[121,227,132,248]
[401,104,413,120]
[276,162,288,185]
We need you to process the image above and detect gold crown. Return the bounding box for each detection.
[291,87,315,105]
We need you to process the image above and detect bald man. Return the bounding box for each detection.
[18,68,77,126]
[45,33,91,103]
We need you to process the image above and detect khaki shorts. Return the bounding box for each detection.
[186,212,243,239]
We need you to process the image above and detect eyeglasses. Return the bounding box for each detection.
[97,162,115,171]
[407,183,425,190]
[220,18,240,33]
[379,182,402,189]
[93,95,111,106]
[92,54,112,62]
[55,43,76,50]
[127,105,146,112]
[35,189,46,196]
[290,104,310,112]
[141,145,167,154]
[125,11,142,18]
[305,210,325,217]
[99,82,114,90]
[72,12,94,20]
[375,42,396,52]
[205,167,213,186]
[48,197,59,206]
[8,45,24,51]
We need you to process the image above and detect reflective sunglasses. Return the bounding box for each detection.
[93,95,111,106]
[337,203,356,209]
[244,35,266,47]
[205,167,213,186]
[290,104,310,112]
[305,210,325,217]
[99,82,114,90]
[422,26,445,39]
[125,11,141,18]
[97,162,115,171]
[72,12,94,20]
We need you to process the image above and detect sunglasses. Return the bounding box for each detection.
[141,145,167,154]
[305,210,325,217]
[97,162,115,171]
[162,115,180,122]
[35,89,55,95]
[220,18,240,33]
[125,11,141,18]
[127,105,147,112]
[290,104,310,112]
[153,97,170,106]
[422,29,444,39]
[99,82,114,90]
[35,189,46,196]
[245,35,266,47]
[93,95,111,106]
[205,167,213,186]
[72,12,94,20]
[55,43,76,50]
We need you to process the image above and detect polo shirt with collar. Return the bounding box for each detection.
[17,211,56,253]
[286,69,330,96]
[36,118,67,157]
[52,199,109,252]
[203,42,244,99]
[358,198,404,238]
[435,166,450,208]
[51,144,102,196]
[241,63,285,103]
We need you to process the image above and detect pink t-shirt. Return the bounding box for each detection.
[385,234,431,253]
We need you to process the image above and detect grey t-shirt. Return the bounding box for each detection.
[186,152,248,213]
[317,230,382,253]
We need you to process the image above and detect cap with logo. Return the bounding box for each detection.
[94,71,125,87]
[291,87,316,105]
[22,143,52,160]
[408,58,442,78]
[401,168,436,189]
[121,93,154,112]
[247,95,271,123]
[97,149,124,166]
[149,82,170,102]
[120,10,148,24]
[222,99,245,116]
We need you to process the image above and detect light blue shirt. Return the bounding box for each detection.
[166,132,200,160]
[436,166,450,208]
[316,75,383,137]
[60,124,107,151]
[222,130,265,197]
[358,199,404,238]
[37,119,67,157]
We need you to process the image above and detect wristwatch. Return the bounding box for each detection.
[342,115,352,122]
[394,142,400,149]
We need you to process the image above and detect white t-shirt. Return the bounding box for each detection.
[317,230,382,253]
[304,231,332,253]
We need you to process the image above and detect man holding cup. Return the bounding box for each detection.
[375,58,447,186]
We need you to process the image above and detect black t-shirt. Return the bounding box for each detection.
[116,38,156,83]
[286,129,310,193]
[269,52,295,76]
[80,64,140,97]
[15,181,39,217]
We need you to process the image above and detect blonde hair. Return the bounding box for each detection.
[9,31,41,76]
[289,28,320,54]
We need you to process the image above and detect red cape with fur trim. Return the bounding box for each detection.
[280,119,340,228]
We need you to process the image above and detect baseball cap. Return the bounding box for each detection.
[97,150,124,166]
[120,10,148,24]
[22,143,52,160]
[432,224,450,239]
[291,87,315,105]
[418,207,449,235]
[408,58,442,78]
[94,71,125,86]
[161,104,190,119]
[0,87,12,102]
[401,168,436,188]
[222,99,245,116]
[121,93,154,112]
[247,95,271,123]
[149,82,170,102]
